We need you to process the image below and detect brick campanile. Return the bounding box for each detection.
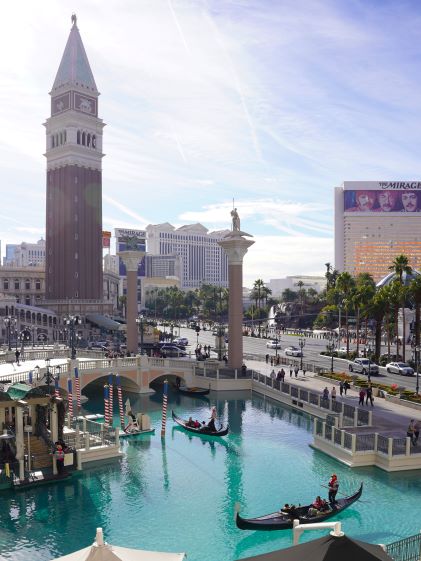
[45,15,104,305]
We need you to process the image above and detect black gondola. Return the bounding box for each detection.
[177,386,210,397]
[235,483,363,531]
[171,411,229,436]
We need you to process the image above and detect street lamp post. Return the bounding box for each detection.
[136,314,145,355]
[41,358,61,397]
[327,335,335,374]
[2,316,17,351]
[64,315,80,360]
[414,345,420,396]
[275,330,279,361]
[365,344,372,382]
[299,337,306,372]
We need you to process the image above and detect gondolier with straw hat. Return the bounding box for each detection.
[328,473,339,504]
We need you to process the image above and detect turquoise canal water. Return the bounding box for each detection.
[1,388,421,561]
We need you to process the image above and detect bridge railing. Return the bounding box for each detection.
[251,370,372,428]
[386,532,421,561]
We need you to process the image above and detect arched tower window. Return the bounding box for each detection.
[51,136,55,148]
[87,133,91,147]
[77,130,81,144]
[64,130,67,143]
[82,132,86,146]
[92,135,96,148]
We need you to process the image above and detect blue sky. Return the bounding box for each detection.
[2,0,421,285]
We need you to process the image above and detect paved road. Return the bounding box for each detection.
[174,327,420,392]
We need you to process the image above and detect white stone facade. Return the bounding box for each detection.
[146,223,230,290]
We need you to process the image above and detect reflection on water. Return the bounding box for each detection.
[1,389,421,561]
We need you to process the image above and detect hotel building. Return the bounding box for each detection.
[334,181,421,281]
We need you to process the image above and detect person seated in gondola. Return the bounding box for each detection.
[280,503,291,514]
[186,416,195,427]
[193,419,201,428]
[287,504,299,519]
[309,495,329,514]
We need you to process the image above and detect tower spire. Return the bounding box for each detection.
[51,15,97,94]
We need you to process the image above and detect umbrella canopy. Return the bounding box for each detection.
[52,529,185,561]
[239,534,393,561]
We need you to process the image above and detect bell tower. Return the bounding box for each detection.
[44,15,105,314]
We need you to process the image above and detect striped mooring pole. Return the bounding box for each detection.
[108,374,114,426]
[74,367,81,411]
[116,375,125,430]
[161,379,168,438]
[67,378,73,423]
[104,385,109,427]
[74,368,81,409]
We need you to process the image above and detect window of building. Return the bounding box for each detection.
[14,280,20,290]
[25,279,30,290]
[35,279,41,290]
[25,296,30,306]
[3,280,8,290]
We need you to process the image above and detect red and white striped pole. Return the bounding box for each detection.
[108,374,114,427]
[74,367,81,411]
[67,378,73,423]
[116,375,125,430]
[161,379,168,438]
[104,384,109,427]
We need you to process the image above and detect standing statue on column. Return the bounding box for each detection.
[231,208,240,231]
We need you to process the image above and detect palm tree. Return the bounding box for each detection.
[336,272,356,356]
[389,254,413,360]
[353,276,375,356]
[251,279,266,310]
[410,276,421,349]
[369,289,387,361]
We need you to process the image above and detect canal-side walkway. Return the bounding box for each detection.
[246,359,419,439]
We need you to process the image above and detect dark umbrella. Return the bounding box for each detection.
[239,534,393,561]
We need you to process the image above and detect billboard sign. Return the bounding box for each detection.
[344,189,421,213]
[102,231,111,248]
[115,228,146,276]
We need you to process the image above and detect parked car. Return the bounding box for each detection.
[173,337,189,347]
[386,362,414,376]
[89,341,109,349]
[284,346,302,357]
[348,358,379,376]
[266,340,281,349]
[159,344,187,358]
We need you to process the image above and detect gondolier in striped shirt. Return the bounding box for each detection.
[328,474,339,504]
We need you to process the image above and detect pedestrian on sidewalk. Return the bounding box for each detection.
[344,381,350,395]
[302,368,306,376]
[414,420,420,445]
[294,366,299,378]
[366,384,374,407]
[270,356,274,366]
[358,389,365,406]
[270,369,276,380]
[15,349,20,366]
[339,380,344,397]
[331,387,336,400]
[265,354,269,364]
[289,363,293,377]
[322,387,329,402]
[407,419,416,445]
[280,368,285,382]
[276,370,282,381]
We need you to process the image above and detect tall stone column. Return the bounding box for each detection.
[118,251,145,355]
[218,232,254,370]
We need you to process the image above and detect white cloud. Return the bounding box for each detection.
[243,235,333,286]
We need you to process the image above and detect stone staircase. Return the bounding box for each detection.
[26,435,52,469]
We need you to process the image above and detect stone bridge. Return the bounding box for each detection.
[1,355,232,394]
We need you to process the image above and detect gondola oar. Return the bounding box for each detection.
[321,483,368,503]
